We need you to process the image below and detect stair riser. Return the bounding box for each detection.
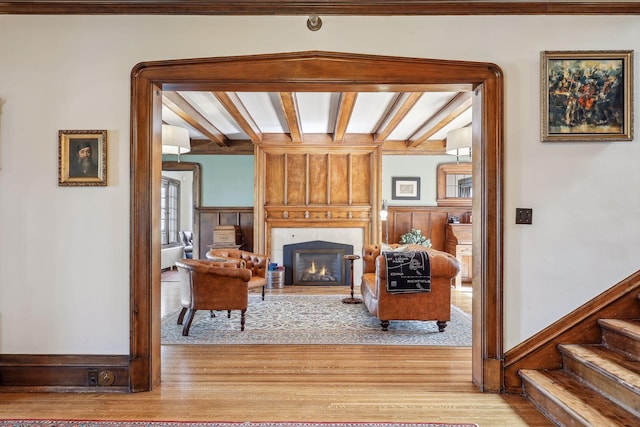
[602,329,640,361]
[562,356,640,418]
[522,376,588,427]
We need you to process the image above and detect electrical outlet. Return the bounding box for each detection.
[87,369,98,386]
[515,208,533,224]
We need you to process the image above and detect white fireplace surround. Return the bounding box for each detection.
[271,227,364,286]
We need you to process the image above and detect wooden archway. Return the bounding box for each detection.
[129,51,503,392]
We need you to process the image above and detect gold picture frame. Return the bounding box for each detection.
[541,50,633,142]
[58,129,107,186]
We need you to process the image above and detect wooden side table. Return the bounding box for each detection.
[342,254,362,304]
[445,223,472,289]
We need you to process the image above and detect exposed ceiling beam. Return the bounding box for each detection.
[190,139,254,155]
[382,139,446,155]
[212,91,263,142]
[407,91,472,148]
[279,92,303,142]
[333,92,357,142]
[163,86,474,155]
[162,91,228,146]
[374,92,423,142]
[259,133,377,146]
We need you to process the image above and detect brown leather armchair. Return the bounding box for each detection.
[175,259,252,336]
[206,248,270,300]
[360,244,460,331]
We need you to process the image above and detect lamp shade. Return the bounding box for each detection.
[446,127,472,156]
[162,124,191,155]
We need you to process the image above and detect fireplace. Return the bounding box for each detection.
[283,240,354,286]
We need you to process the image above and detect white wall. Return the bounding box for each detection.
[0,15,639,354]
[382,155,471,206]
[177,154,254,207]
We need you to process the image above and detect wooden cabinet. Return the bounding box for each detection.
[445,223,472,289]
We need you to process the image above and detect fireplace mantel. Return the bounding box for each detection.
[254,143,381,254]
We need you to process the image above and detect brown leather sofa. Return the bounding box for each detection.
[361,244,460,331]
[206,248,270,300]
[175,259,252,336]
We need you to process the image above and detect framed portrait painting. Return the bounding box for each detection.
[392,177,420,200]
[58,129,107,186]
[541,50,633,142]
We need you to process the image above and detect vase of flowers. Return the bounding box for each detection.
[399,228,432,247]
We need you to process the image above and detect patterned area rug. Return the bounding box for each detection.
[0,421,478,427]
[161,294,471,346]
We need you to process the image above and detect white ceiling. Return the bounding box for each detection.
[162,89,473,155]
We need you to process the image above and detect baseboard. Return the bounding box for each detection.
[0,354,130,392]
[503,269,640,394]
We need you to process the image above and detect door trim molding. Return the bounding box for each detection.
[130,51,504,392]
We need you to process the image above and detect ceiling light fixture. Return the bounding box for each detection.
[307,14,322,31]
[446,126,472,163]
[162,124,191,163]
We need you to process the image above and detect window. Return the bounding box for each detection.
[161,176,180,246]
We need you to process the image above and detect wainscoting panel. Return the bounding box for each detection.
[387,206,470,250]
[195,207,254,257]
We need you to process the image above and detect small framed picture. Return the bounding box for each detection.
[58,129,107,186]
[392,177,420,200]
[541,50,633,142]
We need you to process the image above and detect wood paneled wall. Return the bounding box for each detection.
[195,207,254,257]
[257,144,381,252]
[264,152,373,206]
[387,206,471,251]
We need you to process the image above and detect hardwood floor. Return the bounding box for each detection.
[0,279,552,426]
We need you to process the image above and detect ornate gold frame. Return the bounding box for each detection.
[541,50,633,142]
[58,129,107,186]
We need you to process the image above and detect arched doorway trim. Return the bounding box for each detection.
[129,51,503,392]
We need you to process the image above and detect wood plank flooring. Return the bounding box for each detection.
[0,279,552,426]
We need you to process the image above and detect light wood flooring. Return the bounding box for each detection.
[0,278,552,426]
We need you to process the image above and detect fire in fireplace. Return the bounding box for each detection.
[283,240,354,286]
[294,249,343,285]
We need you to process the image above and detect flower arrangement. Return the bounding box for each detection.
[399,228,432,247]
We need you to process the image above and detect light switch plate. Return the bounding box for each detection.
[516,208,533,224]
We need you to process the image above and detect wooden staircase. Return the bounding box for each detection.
[519,316,640,426]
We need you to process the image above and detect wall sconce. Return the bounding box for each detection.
[446,126,472,163]
[162,124,191,163]
[379,200,388,221]
[307,14,322,31]
[380,200,389,244]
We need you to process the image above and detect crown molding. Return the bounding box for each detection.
[1,1,639,16]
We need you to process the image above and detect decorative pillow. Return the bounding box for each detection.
[380,244,416,253]
[380,243,395,253]
[404,243,430,252]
